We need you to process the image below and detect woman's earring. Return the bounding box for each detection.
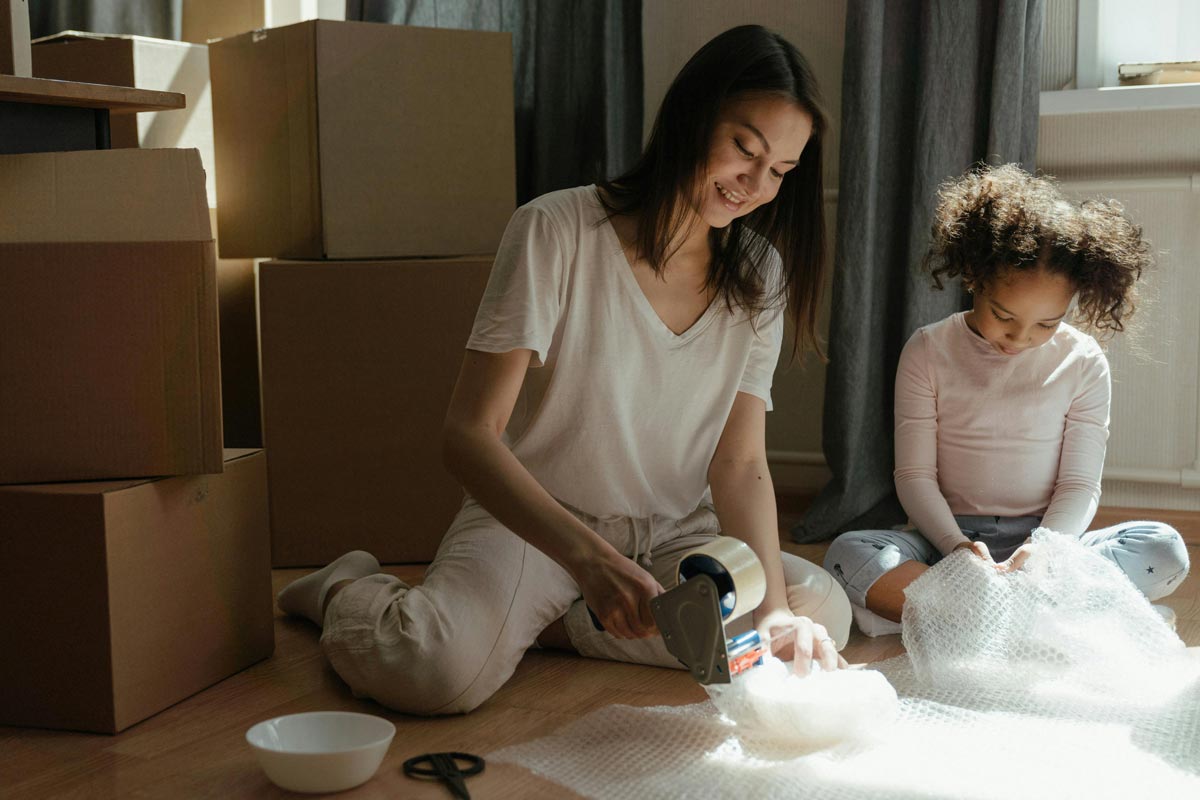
[966,286,974,294]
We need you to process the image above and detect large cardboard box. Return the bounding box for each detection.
[181,0,346,44]
[0,148,223,484]
[259,256,491,565]
[0,449,273,734]
[31,32,218,206]
[210,20,515,259]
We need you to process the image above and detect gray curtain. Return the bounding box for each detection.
[349,0,642,204]
[792,0,1044,543]
[29,0,180,39]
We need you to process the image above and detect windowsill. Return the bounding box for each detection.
[1040,83,1200,116]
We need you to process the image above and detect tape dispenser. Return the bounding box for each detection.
[649,536,775,685]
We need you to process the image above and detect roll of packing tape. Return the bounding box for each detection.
[677,536,766,622]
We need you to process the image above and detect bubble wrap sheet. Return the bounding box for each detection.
[491,532,1200,799]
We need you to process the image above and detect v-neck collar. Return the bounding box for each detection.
[592,188,720,346]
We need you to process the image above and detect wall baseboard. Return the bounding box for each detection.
[767,460,831,494]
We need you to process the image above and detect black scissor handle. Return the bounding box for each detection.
[403,751,485,777]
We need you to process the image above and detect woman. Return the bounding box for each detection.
[279,24,851,715]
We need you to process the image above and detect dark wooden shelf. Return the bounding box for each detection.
[0,74,184,114]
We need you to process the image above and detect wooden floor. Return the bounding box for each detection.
[4,507,1198,799]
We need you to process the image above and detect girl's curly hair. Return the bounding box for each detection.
[924,163,1153,338]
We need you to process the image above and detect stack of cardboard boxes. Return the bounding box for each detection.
[209,20,514,566]
[0,11,515,733]
[0,148,274,733]
[0,13,280,733]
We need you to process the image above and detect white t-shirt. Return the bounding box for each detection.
[894,311,1111,554]
[467,185,784,520]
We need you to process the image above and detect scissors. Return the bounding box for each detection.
[402,752,485,799]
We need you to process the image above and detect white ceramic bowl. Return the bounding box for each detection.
[246,711,395,794]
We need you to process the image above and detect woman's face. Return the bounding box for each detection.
[696,93,813,228]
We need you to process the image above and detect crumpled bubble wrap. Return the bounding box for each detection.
[492,531,1200,799]
[705,656,898,749]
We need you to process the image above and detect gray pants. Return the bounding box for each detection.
[824,516,1190,607]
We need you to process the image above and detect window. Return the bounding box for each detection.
[1076,0,1200,89]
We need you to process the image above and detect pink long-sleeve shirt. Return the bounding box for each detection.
[893,311,1111,555]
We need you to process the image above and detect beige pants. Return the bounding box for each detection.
[321,497,851,715]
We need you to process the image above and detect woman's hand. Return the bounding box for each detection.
[573,548,665,640]
[953,540,993,562]
[754,607,846,677]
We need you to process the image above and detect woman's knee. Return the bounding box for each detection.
[324,636,505,716]
[784,559,852,649]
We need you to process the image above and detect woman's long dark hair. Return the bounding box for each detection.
[598,25,828,357]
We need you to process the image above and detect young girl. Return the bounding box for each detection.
[825,164,1190,636]
[277,25,852,715]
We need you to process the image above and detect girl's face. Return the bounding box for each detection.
[696,94,813,228]
[965,268,1075,356]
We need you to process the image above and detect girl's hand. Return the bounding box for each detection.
[574,549,664,640]
[953,540,993,562]
[996,542,1038,573]
[754,608,846,677]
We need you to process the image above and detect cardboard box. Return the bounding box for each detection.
[0,449,273,734]
[0,148,223,484]
[181,0,345,44]
[31,31,218,206]
[211,209,263,448]
[258,256,491,565]
[1,0,31,76]
[209,20,515,259]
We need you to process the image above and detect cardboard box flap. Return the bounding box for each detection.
[0,149,211,243]
[223,448,262,463]
[31,30,157,45]
[2,449,259,497]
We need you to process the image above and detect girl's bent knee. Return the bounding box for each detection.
[787,572,852,649]
[1143,525,1190,600]
[1106,522,1191,601]
[823,531,862,577]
